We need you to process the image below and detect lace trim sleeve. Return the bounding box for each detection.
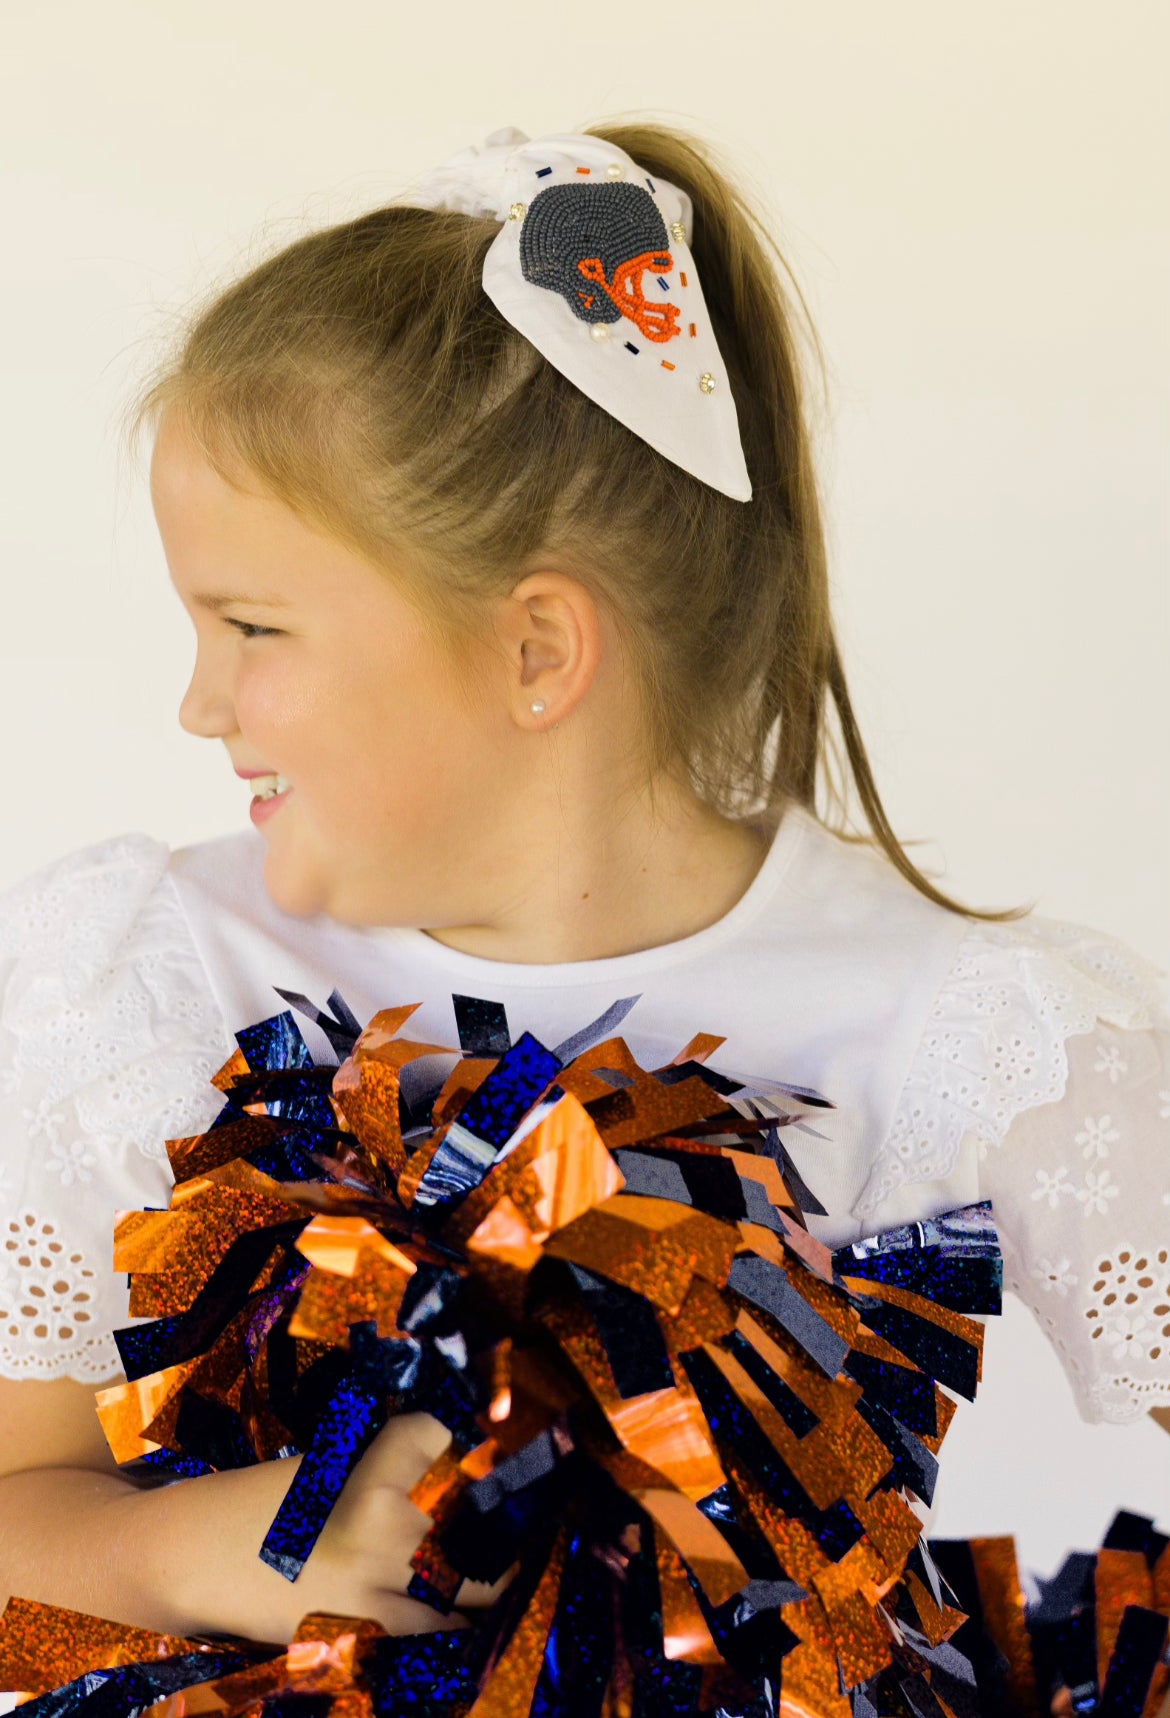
[852,913,1170,1220]
[852,910,1170,1424]
[0,834,236,1381]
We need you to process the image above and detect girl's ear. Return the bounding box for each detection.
[500,569,604,728]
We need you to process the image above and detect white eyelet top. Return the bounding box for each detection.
[1,803,1167,1426]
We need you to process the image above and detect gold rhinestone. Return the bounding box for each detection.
[669,220,687,243]
[699,372,716,394]
[508,201,526,221]
[605,162,625,179]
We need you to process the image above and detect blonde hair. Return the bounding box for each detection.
[123,118,1034,926]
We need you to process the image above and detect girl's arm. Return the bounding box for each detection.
[0,1375,473,1642]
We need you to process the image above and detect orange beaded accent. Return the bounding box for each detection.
[680,271,688,286]
[577,252,681,342]
[661,360,676,370]
[689,322,697,337]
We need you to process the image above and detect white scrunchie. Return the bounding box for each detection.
[399,124,530,221]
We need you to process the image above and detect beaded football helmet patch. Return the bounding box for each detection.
[518,181,680,343]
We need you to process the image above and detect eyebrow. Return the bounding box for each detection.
[190,592,295,612]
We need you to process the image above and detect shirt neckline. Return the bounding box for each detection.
[361,799,811,987]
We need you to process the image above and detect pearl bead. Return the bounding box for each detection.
[699,372,716,394]
[605,162,625,179]
[589,324,610,341]
[508,201,526,221]
[530,699,546,714]
[669,220,686,243]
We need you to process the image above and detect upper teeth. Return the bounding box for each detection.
[251,774,291,800]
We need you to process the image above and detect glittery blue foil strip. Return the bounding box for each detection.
[853,1300,980,1401]
[842,1351,939,1437]
[453,994,511,1057]
[532,1528,613,1718]
[1097,1605,1168,1717]
[259,1365,389,1581]
[832,1201,1002,1315]
[453,1031,563,1151]
[413,1032,562,1208]
[364,1625,481,1711]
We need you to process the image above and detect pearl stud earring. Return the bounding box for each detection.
[530,699,546,714]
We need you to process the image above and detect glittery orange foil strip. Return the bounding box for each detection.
[95,1359,196,1462]
[637,1488,748,1606]
[430,1056,500,1125]
[586,1073,740,1152]
[288,1254,413,1344]
[0,1596,212,1696]
[772,1596,854,1718]
[165,1112,273,1182]
[210,1045,251,1093]
[1095,1547,1154,1696]
[294,1215,417,1279]
[1146,1540,1170,1714]
[967,1535,1041,1718]
[444,1091,621,1249]
[543,1195,737,1314]
[822,1583,895,1685]
[655,1538,722,1663]
[607,1385,726,1500]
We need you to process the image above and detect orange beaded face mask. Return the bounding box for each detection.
[401,125,753,502]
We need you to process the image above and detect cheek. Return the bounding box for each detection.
[232,650,346,749]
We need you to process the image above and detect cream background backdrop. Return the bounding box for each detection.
[1,1,1167,1580]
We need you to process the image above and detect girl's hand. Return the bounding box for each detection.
[160,1409,500,1642]
[253,1410,462,1637]
[261,1410,510,1632]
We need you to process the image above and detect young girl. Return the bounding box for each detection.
[0,118,1166,1670]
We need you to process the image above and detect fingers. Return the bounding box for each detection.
[375,1592,472,1636]
[458,1567,517,1609]
[354,1413,453,1492]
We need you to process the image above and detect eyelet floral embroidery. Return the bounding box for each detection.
[1092,1040,1128,1082]
[46,1139,97,1186]
[1030,1255,1078,1296]
[1074,1114,1120,1161]
[1076,1167,1120,1217]
[1032,1166,1076,1207]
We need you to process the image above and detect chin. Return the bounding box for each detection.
[260,846,330,921]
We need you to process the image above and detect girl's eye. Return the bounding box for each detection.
[225,618,281,639]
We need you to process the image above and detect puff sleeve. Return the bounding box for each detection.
[0,834,235,1381]
[852,911,1170,1426]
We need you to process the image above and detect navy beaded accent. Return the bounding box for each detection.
[518,181,681,343]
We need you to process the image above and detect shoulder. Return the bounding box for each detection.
[0,827,235,1125]
[852,904,1170,1221]
[0,833,235,1381]
[1,830,172,969]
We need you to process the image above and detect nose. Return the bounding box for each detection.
[177,654,237,741]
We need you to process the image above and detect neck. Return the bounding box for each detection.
[418,775,776,965]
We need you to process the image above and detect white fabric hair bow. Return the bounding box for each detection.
[400,126,753,502]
